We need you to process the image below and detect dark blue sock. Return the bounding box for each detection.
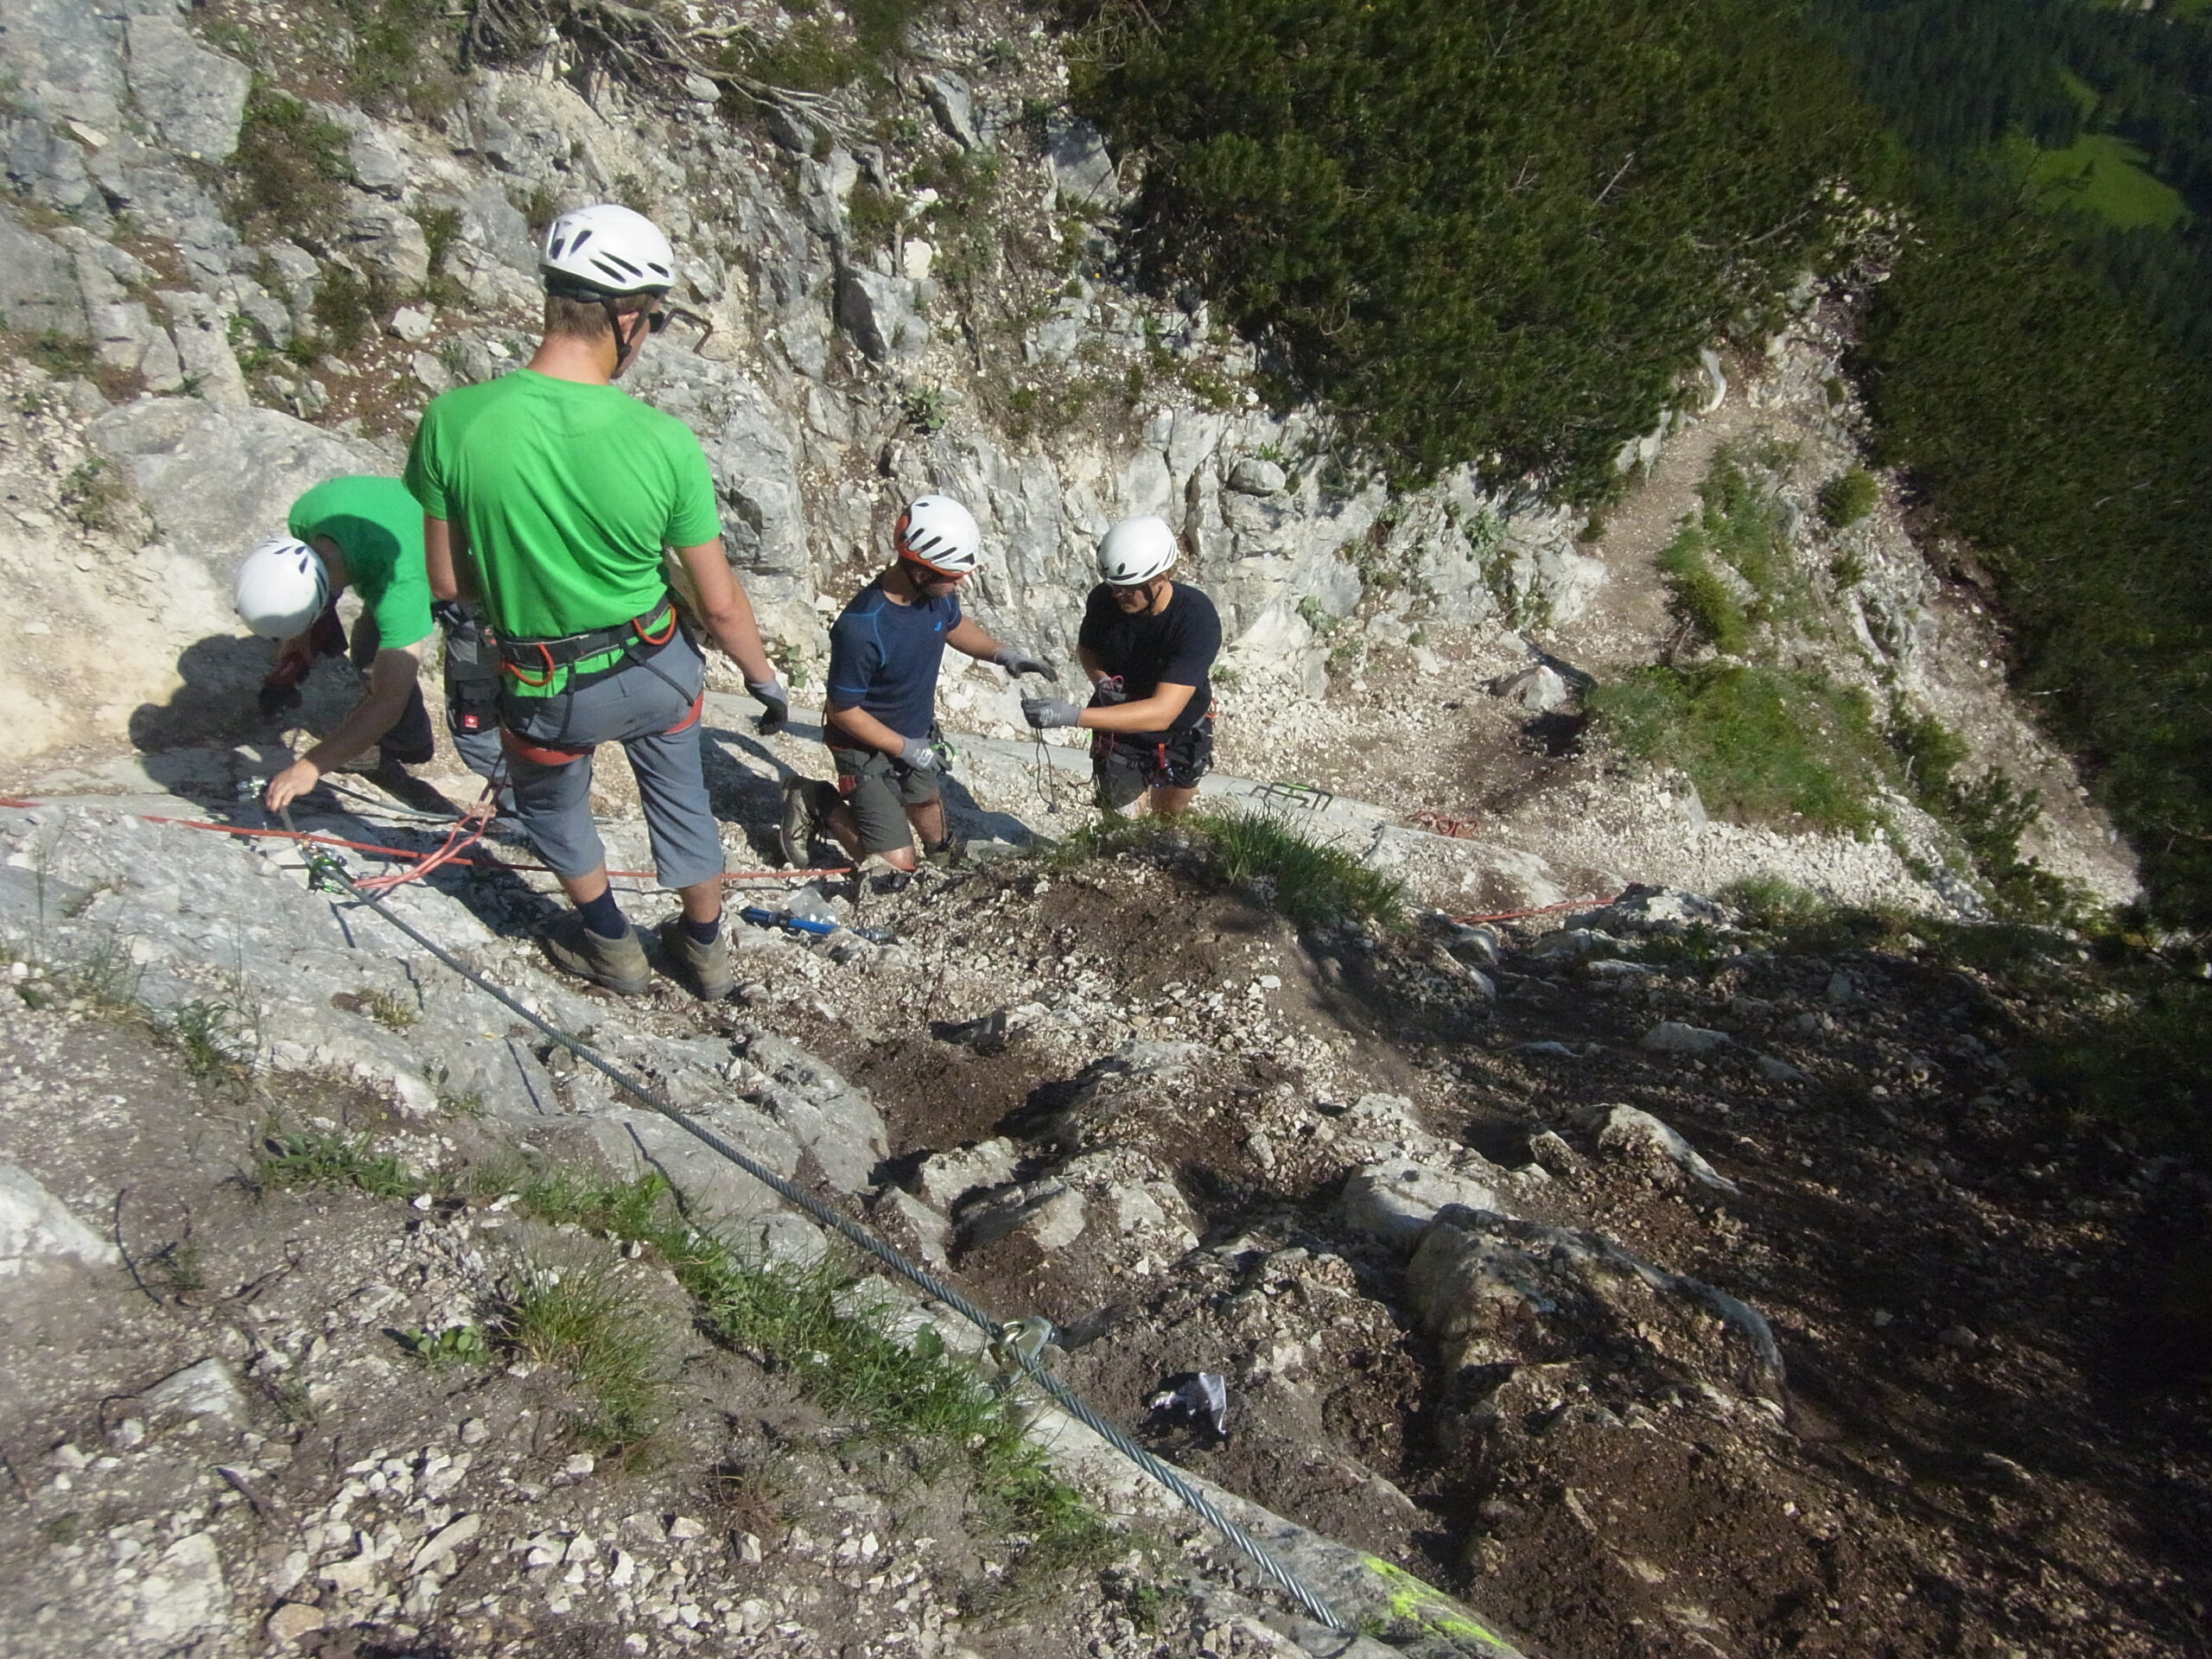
[682,913,721,946]
[576,889,629,939]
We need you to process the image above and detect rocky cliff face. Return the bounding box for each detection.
[0,0,1603,762]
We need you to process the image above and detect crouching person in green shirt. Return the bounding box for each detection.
[238,474,511,817]
[405,204,789,1001]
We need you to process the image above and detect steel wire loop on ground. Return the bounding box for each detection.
[271,809,1351,1637]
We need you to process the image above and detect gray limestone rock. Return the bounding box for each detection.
[1046,117,1121,211]
[91,397,394,588]
[1225,455,1287,496]
[1408,1206,1783,1394]
[918,73,980,149]
[124,15,250,162]
[1340,1160,1509,1249]
[135,1357,250,1429]
[915,1137,1020,1211]
[158,289,250,407]
[959,1179,1086,1250]
[1638,1020,1731,1057]
[835,263,930,364]
[135,1531,228,1645]
[0,1160,117,1274]
[1596,1104,1738,1193]
[91,299,184,391]
[1573,885,1730,936]
[0,207,87,337]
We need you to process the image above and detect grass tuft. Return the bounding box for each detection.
[1591,663,1890,833]
[510,1170,1113,1586]
[1065,807,1405,931]
[501,1257,666,1448]
[260,1130,424,1200]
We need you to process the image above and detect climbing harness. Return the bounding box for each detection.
[267,804,1351,1638]
[495,599,681,690]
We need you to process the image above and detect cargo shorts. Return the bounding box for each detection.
[829,740,944,855]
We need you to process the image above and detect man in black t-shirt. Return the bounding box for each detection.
[1021,515,1222,817]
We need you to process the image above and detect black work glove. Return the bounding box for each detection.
[748,677,790,736]
[256,677,303,719]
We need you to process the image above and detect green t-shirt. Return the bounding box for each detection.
[288,474,433,652]
[403,370,721,646]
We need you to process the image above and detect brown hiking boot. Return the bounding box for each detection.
[658,917,736,1000]
[542,916,652,995]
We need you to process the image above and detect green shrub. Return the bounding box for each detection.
[311,264,388,353]
[1946,769,2082,923]
[228,87,353,249]
[1718,873,1829,929]
[1819,467,1878,528]
[1855,197,2212,925]
[845,179,903,251]
[348,0,463,120]
[1885,701,1969,804]
[1656,526,1750,653]
[414,205,466,307]
[1077,0,1877,493]
[1590,663,1890,832]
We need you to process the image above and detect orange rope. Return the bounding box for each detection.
[0,798,846,883]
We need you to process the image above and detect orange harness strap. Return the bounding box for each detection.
[499,688,705,767]
[664,690,705,736]
[500,726,592,767]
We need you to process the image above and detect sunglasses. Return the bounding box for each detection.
[612,302,715,350]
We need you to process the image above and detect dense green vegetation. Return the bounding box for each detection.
[1853,194,2212,924]
[1072,0,1875,494]
[1807,0,2212,354]
[1593,664,1891,834]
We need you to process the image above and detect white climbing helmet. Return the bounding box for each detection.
[234,537,330,639]
[1096,515,1178,586]
[894,494,982,575]
[540,203,677,296]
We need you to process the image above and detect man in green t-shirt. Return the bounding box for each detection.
[405,203,788,1001]
[237,475,507,816]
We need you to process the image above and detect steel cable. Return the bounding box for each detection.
[274,809,1351,1636]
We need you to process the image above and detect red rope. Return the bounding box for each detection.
[1449,890,1624,926]
[0,798,846,884]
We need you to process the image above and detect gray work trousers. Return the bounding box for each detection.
[499,632,724,892]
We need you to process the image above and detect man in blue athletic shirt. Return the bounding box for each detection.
[779,495,1052,873]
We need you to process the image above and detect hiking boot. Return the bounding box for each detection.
[922,835,970,872]
[658,917,736,1001]
[542,916,652,995]
[779,777,825,869]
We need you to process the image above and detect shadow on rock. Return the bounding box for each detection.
[127,632,271,753]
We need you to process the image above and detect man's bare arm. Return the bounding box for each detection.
[264,643,429,810]
[675,538,778,684]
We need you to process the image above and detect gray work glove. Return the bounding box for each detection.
[896,736,940,772]
[747,677,790,735]
[1022,696,1083,730]
[1088,675,1128,706]
[992,644,1058,680]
